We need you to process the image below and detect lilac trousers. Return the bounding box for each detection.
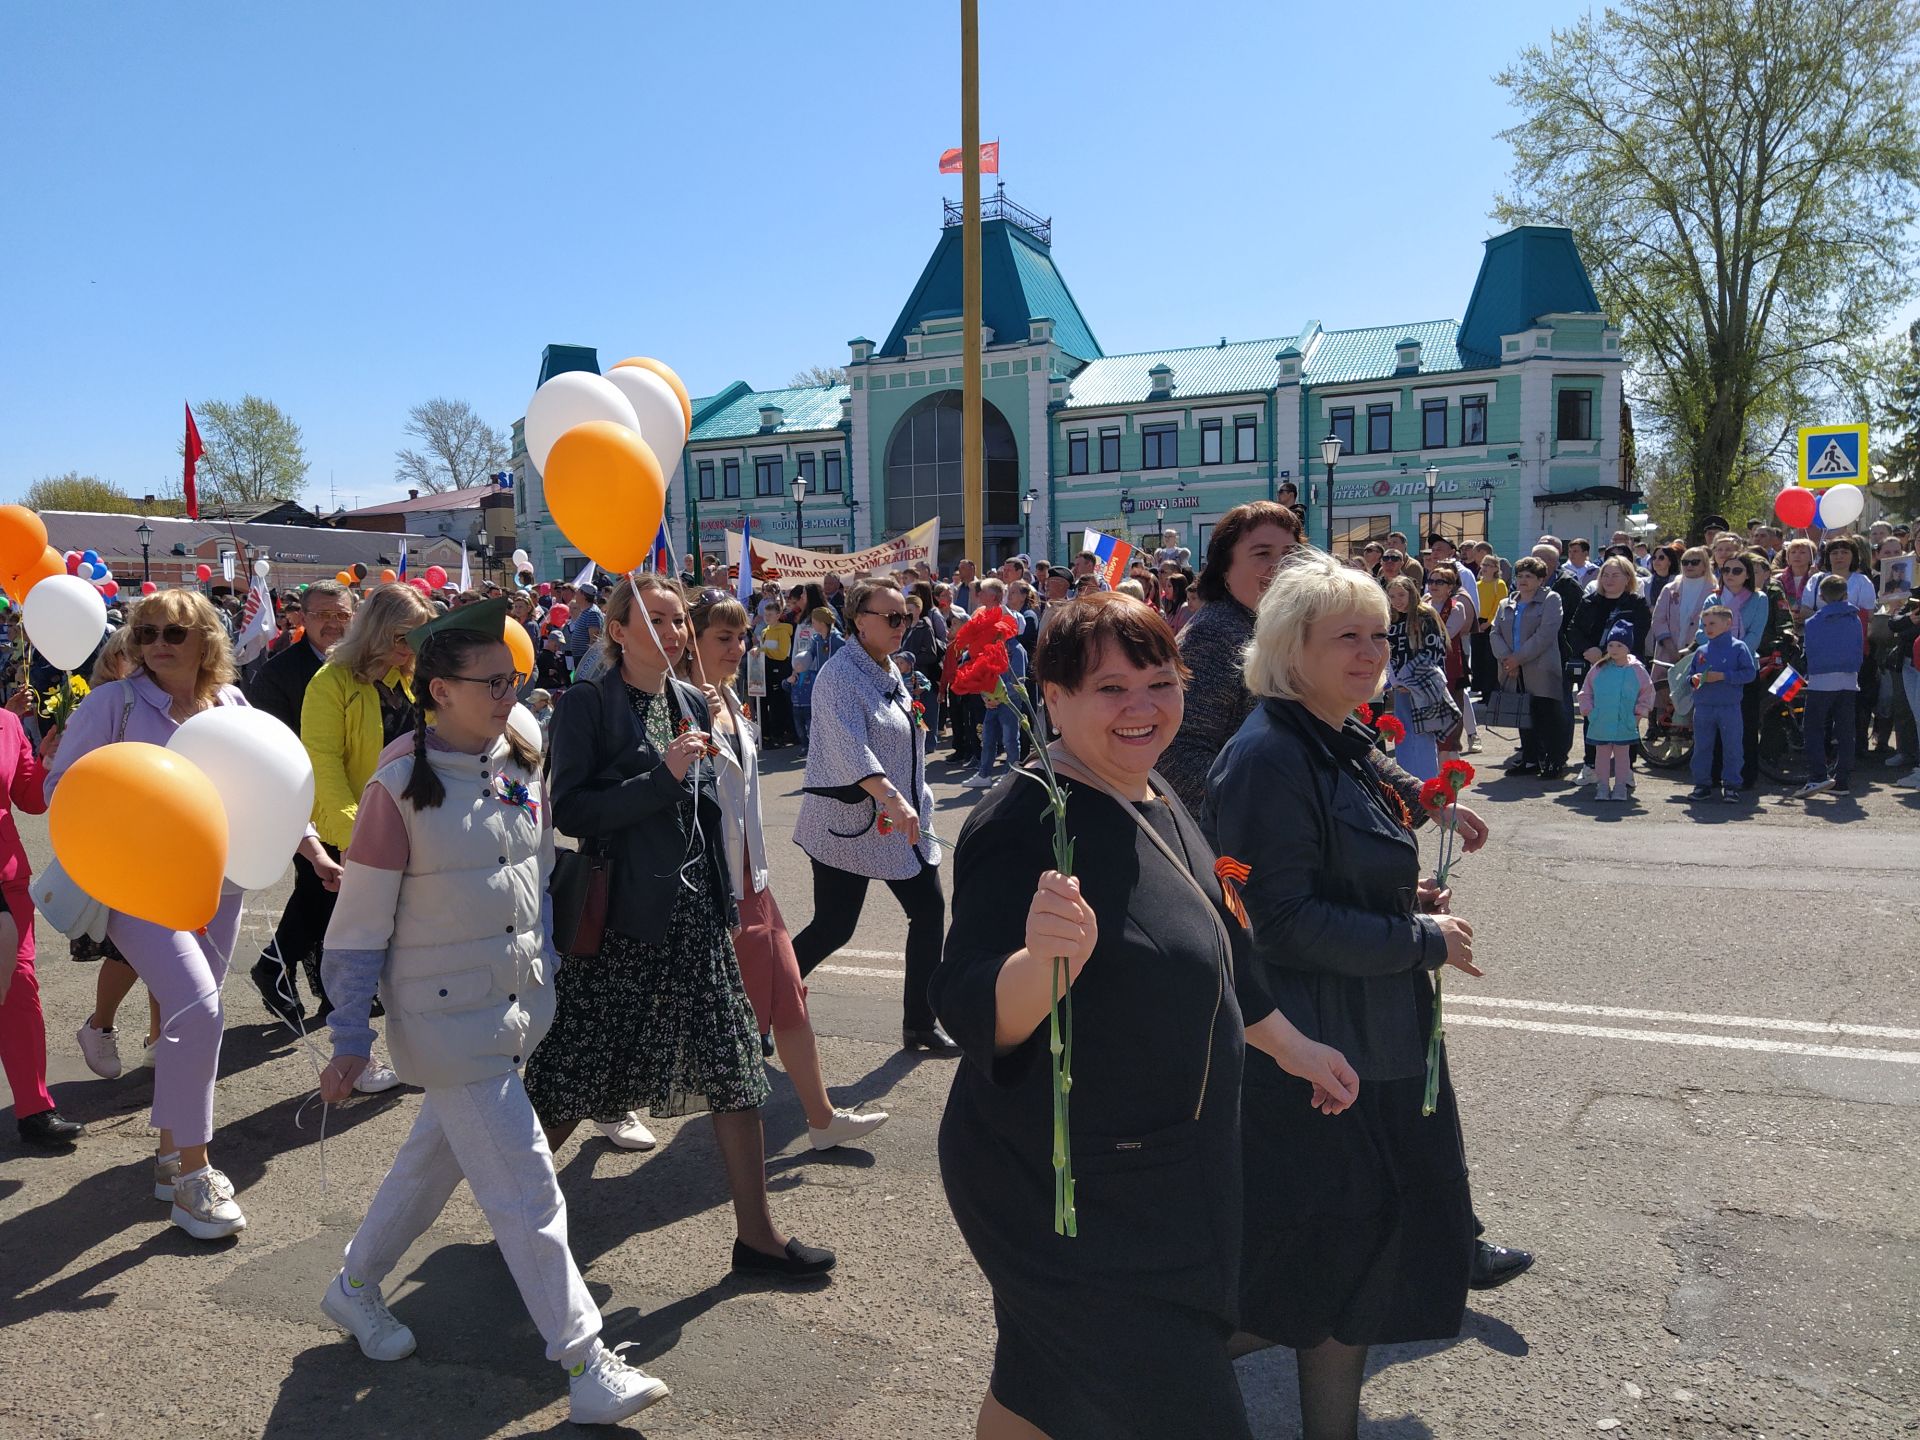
[107,888,246,1148]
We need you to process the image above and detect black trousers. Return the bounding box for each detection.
[949,693,983,760]
[260,847,339,999]
[792,856,944,1031]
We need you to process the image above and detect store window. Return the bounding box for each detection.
[1200,420,1222,466]
[1333,514,1394,557]
[1427,509,1489,548]
[1142,423,1178,470]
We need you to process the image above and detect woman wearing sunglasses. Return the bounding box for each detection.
[791,578,953,1052]
[42,590,337,1239]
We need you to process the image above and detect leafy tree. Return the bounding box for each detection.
[1875,316,1920,506]
[188,395,309,507]
[1495,0,1920,536]
[394,397,509,493]
[789,364,847,387]
[22,471,133,512]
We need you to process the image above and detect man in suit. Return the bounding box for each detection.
[245,580,354,1021]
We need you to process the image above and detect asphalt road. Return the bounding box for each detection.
[2,728,1917,1439]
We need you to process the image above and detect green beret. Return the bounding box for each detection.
[407,596,510,654]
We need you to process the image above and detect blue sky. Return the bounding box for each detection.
[3,0,1599,510]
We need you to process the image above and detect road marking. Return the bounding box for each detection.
[1444,1013,1920,1065]
[812,963,1920,1063]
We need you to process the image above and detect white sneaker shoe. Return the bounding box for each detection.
[568,1341,670,1425]
[809,1108,891,1151]
[352,1060,402,1094]
[1896,770,1920,788]
[961,773,995,789]
[154,1150,182,1202]
[1465,735,1483,754]
[76,1022,122,1079]
[321,1271,417,1361]
[1791,779,1836,799]
[1575,765,1595,786]
[593,1114,657,1151]
[170,1166,246,1240]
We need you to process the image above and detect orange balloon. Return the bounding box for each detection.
[543,421,666,573]
[379,568,397,584]
[611,357,693,435]
[336,570,354,585]
[12,545,67,602]
[504,616,536,679]
[50,742,228,931]
[0,506,48,577]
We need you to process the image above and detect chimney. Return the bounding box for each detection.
[1147,362,1174,397]
[759,404,784,430]
[408,489,419,500]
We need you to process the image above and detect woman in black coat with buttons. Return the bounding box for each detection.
[1205,551,1483,1440]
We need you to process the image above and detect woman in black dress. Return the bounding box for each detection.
[933,593,1359,1440]
[1206,550,1483,1440]
[530,573,833,1280]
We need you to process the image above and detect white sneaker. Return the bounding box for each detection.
[169,1166,246,1240]
[593,1114,657,1151]
[809,1108,892,1151]
[1897,770,1920,788]
[568,1341,670,1425]
[352,1060,402,1094]
[1575,765,1595,786]
[1791,779,1836,799]
[321,1271,417,1361]
[154,1150,182,1202]
[1465,735,1483,754]
[76,1022,122,1079]
[961,773,995,789]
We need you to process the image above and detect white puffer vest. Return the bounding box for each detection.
[374,739,555,1089]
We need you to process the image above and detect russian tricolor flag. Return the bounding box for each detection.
[1768,665,1805,702]
[646,521,677,575]
[1080,529,1134,589]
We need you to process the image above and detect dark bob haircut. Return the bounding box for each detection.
[1194,501,1302,604]
[1033,592,1190,694]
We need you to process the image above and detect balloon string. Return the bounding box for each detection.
[626,567,709,897]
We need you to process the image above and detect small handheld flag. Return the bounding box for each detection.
[646,521,677,575]
[1768,665,1805,702]
[1079,529,1134,589]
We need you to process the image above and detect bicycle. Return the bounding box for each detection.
[1639,650,1806,784]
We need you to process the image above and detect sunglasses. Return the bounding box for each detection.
[133,624,192,646]
[442,673,521,701]
[862,609,908,629]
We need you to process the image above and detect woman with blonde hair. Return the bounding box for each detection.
[43,590,338,1238]
[1382,574,1456,780]
[298,583,432,1056]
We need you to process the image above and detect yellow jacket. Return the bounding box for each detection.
[302,661,415,850]
[1477,576,1509,623]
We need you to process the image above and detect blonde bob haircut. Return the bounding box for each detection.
[1243,548,1389,702]
[126,589,238,706]
[328,583,435,684]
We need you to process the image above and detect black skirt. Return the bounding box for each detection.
[1239,1055,1474,1348]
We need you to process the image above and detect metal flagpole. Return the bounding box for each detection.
[961,0,984,570]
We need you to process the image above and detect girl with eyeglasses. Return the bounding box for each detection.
[792,578,953,1052]
[42,591,335,1239]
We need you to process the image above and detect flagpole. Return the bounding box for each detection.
[960,0,984,571]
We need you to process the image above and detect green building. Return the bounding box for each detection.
[512,194,1629,575]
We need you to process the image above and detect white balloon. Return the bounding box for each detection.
[511,548,531,570]
[506,702,544,758]
[254,558,271,578]
[604,364,688,479]
[523,371,639,474]
[1816,483,1864,529]
[23,575,107,670]
[76,562,96,581]
[166,707,316,891]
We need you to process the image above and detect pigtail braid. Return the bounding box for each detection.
[399,698,447,810]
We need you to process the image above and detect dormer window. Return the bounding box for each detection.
[759,405,784,431]
[1147,362,1174,398]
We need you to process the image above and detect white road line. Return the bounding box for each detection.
[816,963,907,978]
[1444,1012,1920,1064]
[1446,994,1920,1041]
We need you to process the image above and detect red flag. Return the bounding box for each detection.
[183,402,205,520]
[938,141,1000,175]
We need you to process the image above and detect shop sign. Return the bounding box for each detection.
[1119,495,1201,513]
[1333,475,1509,502]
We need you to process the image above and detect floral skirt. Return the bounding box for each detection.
[523,871,770,1125]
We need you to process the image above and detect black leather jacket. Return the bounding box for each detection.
[547,670,735,944]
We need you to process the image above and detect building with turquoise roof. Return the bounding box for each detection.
[511,193,1628,576]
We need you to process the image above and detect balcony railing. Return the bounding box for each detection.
[943,185,1051,245]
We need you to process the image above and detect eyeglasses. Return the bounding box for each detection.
[132,624,191,646]
[862,609,908,629]
[442,673,521,701]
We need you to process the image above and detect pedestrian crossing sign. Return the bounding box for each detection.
[1796,423,1868,491]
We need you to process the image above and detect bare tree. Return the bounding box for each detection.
[789,364,847,387]
[395,398,510,493]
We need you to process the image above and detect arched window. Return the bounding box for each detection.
[883,390,1022,566]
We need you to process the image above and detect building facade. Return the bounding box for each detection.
[513,198,1629,576]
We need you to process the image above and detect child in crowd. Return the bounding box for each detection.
[1687,604,1757,804]
[1793,573,1865,799]
[786,606,843,750]
[316,599,668,1426]
[1578,620,1653,803]
[525,687,555,736]
[960,631,1028,790]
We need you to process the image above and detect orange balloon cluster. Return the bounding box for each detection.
[50,743,229,930]
[539,356,685,575]
[0,507,59,604]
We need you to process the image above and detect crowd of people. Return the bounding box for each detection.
[0,497,1912,1433]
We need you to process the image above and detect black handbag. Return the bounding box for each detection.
[549,843,608,958]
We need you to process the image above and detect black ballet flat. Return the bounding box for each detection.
[731,1237,836,1281]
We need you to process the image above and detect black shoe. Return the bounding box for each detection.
[731,1236,836,1280]
[1720,786,1742,804]
[760,1031,775,1059]
[1537,765,1569,781]
[1506,762,1540,776]
[902,1024,962,1055]
[17,1110,84,1147]
[1689,784,1713,800]
[249,957,304,1025]
[1469,1240,1534,1290]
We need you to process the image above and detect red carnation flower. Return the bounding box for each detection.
[1439,758,1475,792]
[951,645,1011,696]
[953,605,1021,653]
[1355,703,1375,725]
[1418,776,1451,812]
[1375,714,1407,744]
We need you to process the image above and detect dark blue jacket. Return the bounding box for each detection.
[1689,632,1756,709]
[1802,600,1864,680]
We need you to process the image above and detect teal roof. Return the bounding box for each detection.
[1457,226,1602,360]
[1060,334,1308,409]
[880,218,1102,363]
[688,382,848,441]
[1303,319,1491,386]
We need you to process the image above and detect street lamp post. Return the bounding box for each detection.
[1479,479,1498,548]
[1425,465,1439,549]
[1022,488,1035,558]
[790,473,807,552]
[1320,433,1343,553]
[135,521,153,585]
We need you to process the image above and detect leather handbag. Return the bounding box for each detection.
[1485,678,1533,729]
[548,843,609,958]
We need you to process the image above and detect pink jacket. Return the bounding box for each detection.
[0,707,48,889]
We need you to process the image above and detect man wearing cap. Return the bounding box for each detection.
[564,584,604,680]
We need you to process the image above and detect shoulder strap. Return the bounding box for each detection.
[114,679,136,744]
